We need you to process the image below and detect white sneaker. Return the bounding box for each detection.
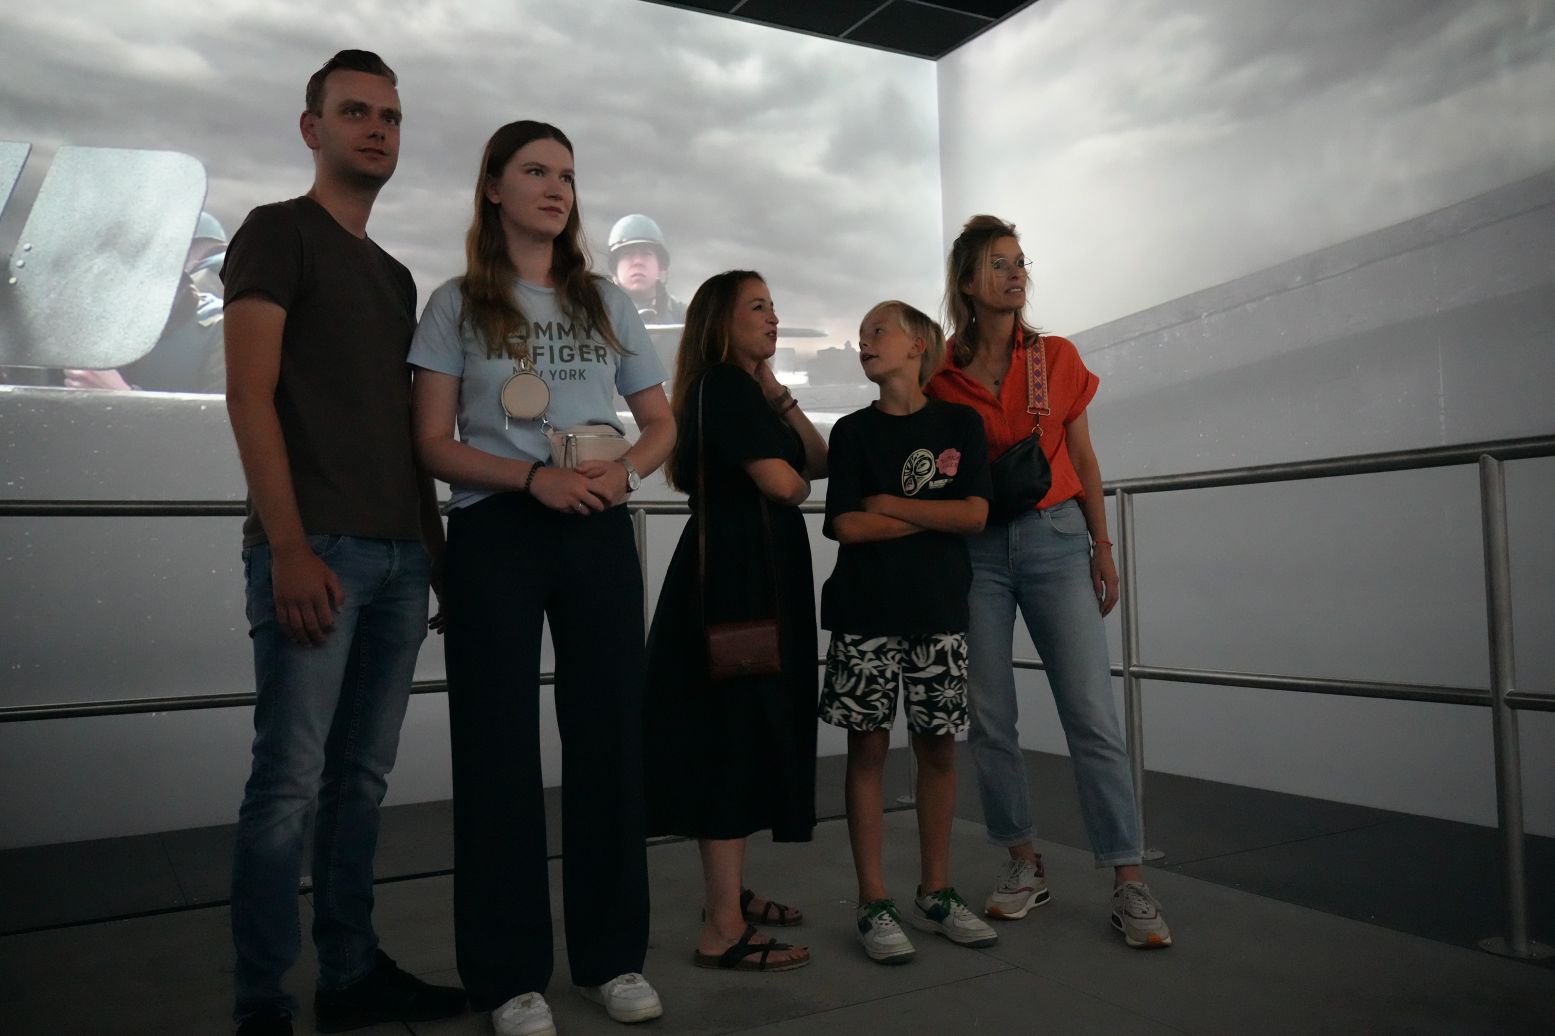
[985,856,1050,920]
[855,899,916,964]
[581,972,663,1024]
[492,992,556,1036]
[1111,881,1173,949]
[911,886,999,947]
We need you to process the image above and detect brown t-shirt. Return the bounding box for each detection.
[222,196,421,546]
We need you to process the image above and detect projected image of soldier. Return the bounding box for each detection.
[608,213,687,322]
[185,210,230,297]
[63,212,228,393]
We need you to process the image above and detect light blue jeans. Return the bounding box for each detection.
[965,499,1142,867]
[232,535,430,1021]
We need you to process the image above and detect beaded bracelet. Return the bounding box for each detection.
[522,460,544,493]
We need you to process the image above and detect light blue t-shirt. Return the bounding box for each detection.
[408,275,666,510]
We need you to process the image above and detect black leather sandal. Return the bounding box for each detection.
[741,887,803,926]
[692,924,811,972]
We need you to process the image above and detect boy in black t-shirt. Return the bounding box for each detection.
[820,301,997,964]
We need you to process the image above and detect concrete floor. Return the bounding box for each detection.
[3,809,1553,1035]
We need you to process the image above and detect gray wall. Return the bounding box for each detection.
[935,0,1555,835]
[0,389,849,848]
[1063,174,1554,833]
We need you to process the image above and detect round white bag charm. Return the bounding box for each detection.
[500,367,550,421]
[499,334,550,425]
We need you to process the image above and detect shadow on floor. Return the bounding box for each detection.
[2,747,1550,971]
[4,813,1552,1035]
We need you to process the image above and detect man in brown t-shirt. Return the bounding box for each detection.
[222,50,462,1036]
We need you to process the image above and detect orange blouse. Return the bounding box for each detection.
[925,328,1098,513]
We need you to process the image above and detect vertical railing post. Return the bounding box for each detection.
[1116,491,1163,861]
[1476,456,1552,959]
[633,505,649,631]
[897,740,918,806]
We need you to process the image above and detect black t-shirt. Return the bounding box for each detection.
[678,364,796,509]
[821,398,991,635]
[222,196,421,547]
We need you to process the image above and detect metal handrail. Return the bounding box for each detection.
[2,433,1551,957]
[1103,434,1555,493]
[6,433,1552,517]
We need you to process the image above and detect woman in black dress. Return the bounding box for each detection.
[645,270,828,971]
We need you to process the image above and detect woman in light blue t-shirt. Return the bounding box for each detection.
[408,120,675,1036]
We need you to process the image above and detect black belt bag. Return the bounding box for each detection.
[989,431,1052,524]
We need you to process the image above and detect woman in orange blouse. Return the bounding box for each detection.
[925,215,1172,950]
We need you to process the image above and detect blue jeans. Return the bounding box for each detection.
[232,535,430,1021]
[965,499,1142,867]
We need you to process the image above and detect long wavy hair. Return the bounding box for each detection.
[663,270,764,492]
[943,214,1040,368]
[459,120,627,357]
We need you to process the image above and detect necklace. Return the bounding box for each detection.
[971,348,1010,392]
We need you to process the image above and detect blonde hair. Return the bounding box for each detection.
[863,300,945,386]
[943,214,1039,367]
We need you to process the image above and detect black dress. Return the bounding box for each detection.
[644,364,818,842]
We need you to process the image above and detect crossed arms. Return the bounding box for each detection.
[829,495,988,545]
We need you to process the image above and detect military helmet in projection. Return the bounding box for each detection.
[608,213,670,267]
[193,211,228,245]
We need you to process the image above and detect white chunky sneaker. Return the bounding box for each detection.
[1111,881,1173,948]
[492,992,556,1036]
[910,886,999,948]
[985,856,1051,920]
[581,972,663,1024]
[855,899,916,964]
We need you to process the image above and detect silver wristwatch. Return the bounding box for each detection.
[620,457,642,492]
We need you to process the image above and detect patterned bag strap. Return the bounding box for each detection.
[1024,330,1052,431]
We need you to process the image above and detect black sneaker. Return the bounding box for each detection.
[235,1010,292,1036]
[313,949,466,1032]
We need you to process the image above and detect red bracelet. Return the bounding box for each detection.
[778,397,799,415]
[1093,538,1113,547]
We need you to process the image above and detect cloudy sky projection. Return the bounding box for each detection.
[2,0,1551,344]
[939,0,1555,332]
[0,0,944,348]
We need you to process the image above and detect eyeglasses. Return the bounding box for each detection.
[989,257,1033,274]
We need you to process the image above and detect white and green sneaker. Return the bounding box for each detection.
[910,886,999,948]
[1111,881,1172,948]
[856,899,916,964]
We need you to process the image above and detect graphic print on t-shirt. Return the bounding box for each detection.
[488,319,613,383]
[901,446,963,496]
[902,448,935,495]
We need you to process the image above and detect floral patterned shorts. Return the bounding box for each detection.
[819,632,969,735]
